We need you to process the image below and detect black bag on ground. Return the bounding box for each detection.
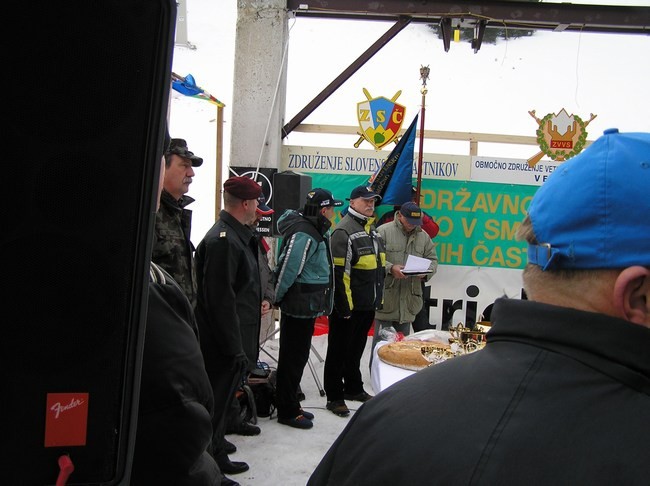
[248,370,277,419]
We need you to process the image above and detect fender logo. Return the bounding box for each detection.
[51,397,85,419]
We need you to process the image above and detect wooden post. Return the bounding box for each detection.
[470,140,478,156]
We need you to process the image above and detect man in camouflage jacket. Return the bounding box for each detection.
[152,138,203,308]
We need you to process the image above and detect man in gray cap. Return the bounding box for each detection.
[323,185,386,417]
[309,129,650,484]
[152,138,203,308]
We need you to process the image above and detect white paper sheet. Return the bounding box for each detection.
[401,254,432,275]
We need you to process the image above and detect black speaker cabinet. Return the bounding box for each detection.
[271,171,313,236]
[2,1,175,484]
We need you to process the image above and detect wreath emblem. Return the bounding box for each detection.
[527,109,597,167]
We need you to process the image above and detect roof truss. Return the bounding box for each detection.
[287,0,650,35]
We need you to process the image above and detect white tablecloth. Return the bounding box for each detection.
[370,341,415,394]
[370,330,454,394]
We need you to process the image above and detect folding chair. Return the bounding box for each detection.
[259,325,326,397]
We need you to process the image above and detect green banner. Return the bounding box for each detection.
[421,180,534,270]
[307,174,534,270]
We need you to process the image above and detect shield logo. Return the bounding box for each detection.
[356,89,406,150]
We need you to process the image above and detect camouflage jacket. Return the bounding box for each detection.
[152,190,197,307]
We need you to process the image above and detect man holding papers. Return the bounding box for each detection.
[372,202,438,359]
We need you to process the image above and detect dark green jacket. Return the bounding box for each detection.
[152,189,197,307]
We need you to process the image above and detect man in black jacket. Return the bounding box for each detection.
[309,129,650,485]
[324,186,385,417]
[195,176,262,476]
[132,262,223,486]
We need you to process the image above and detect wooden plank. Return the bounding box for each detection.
[292,123,540,145]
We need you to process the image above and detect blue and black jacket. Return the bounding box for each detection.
[274,210,334,318]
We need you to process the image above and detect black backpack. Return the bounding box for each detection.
[238,369,277,423]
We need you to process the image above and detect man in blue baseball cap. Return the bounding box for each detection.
[309,129,650,485]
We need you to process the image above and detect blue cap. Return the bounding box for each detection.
[399,202,423,226]
[527,128,650,270]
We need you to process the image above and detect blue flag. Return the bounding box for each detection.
[171,73,225,107]
[369,114,418,205]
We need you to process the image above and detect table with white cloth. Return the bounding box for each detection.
[370,341,416,394]
[370,330,455,394]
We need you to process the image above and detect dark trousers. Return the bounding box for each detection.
[207,355,244,460]
[225,394,242,433]
[323,309,374,401]
[275,314,315,420]
[412,281,434,333]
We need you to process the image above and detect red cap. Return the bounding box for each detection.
[223,176,262,200]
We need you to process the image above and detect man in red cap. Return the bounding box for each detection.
[194,175,262,477]
[224,194,276,438]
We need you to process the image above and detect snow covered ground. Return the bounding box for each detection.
[224,332,374,486]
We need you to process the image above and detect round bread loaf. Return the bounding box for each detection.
[377,340,452,371]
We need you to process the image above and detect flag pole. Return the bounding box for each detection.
[415,65,430,205]
[215,104,224,221]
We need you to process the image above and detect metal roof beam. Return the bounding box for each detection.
[281,16,412,139]
[287,1,650,35]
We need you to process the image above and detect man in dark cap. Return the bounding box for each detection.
[273,188,342,429]
[152,138,203,307]
[323,185,386,417]
[131,135,230,486]
[375,187,440,332]
[371,202,438,365]
[309,129,650,485]
[195,175,263,476]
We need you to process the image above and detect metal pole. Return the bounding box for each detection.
[415,66,429,205]
[215,105,224,221]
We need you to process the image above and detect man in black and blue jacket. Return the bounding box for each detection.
[274,188,342,429]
